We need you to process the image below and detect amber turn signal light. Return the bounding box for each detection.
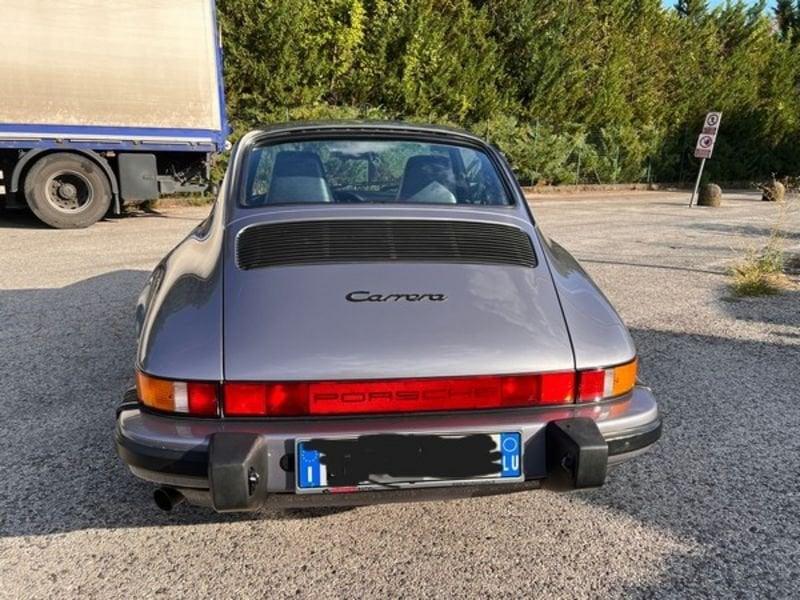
[135,371,219,417]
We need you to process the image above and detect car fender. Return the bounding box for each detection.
[136,200,226,381]
[536,230,636,369]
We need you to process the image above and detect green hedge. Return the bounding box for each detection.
[216,0,800,185]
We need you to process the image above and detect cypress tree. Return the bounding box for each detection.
[775,0,797,40]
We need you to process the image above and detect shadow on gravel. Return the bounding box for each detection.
[580,258,725,276]
[0,208,124,229]
[687,221,800,240]
[583,325,800,598]
[0,207,183,230]
[0,208,49,229]
[0,270,345,539]
[719,288,800,330]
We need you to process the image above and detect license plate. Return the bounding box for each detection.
[296,432,522,492]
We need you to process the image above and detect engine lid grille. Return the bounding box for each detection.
[236,219,537,270]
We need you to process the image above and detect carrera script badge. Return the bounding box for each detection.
[346,291,447,303]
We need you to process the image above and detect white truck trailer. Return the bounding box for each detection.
[0,0,228,228]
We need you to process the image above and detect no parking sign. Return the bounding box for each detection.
[694,112,722,159]
[694,133,716,159]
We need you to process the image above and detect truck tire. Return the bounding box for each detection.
[23,153,112,229]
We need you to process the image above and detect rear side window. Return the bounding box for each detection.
[242,139,511,207]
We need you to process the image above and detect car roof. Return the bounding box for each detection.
[248,120,489,146]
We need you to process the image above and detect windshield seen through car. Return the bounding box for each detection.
[242,139,511,207]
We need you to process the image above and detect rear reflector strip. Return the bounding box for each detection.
[223,373,576,417]
[136,359,637,419]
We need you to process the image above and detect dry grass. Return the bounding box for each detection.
[730,246,793,296]
[729,190,799,296]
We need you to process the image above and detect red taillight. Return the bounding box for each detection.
[539,371,576,403]
[223,382,309,416]
[577,369,606,402]
[576,359,638,403]
[187,382,220,416]
[223,372,576,417]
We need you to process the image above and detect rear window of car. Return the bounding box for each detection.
[241,138,511,207]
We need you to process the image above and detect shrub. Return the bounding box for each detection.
[730,242,791,296]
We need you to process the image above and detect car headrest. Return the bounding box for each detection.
[266,151,332,204]
[398,155,457,203]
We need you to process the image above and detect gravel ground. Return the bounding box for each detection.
[1,191,798,599]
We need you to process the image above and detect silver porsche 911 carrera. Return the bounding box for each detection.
[116,121,661,512]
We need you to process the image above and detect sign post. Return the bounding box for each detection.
[689,157,707,208]
[688,112,722,207]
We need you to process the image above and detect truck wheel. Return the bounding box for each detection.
[23,153,112,229]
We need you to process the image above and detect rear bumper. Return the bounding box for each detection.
[116,385,660,510]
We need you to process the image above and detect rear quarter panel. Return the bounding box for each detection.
[136,197,225,380]
[537,230,636,369]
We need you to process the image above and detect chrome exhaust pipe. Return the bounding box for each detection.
[154,487,185,511]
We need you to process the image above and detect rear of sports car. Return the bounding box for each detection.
[116,123,660,512]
